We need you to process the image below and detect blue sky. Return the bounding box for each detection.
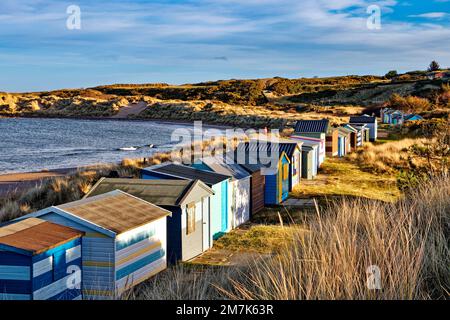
[1,0,449,92]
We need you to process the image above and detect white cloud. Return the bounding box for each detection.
[409,12,448,19]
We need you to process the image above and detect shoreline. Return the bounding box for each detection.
[0,114,236,130]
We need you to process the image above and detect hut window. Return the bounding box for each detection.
[186,203,196,235]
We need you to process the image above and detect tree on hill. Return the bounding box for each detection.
[385,70,398,79]
[428,61,441,72]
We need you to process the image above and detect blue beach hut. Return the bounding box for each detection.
[20,191,171,300]
[141,163,232,240]
[0,218,84,300]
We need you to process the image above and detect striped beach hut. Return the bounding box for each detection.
[141,163,232,240]
[21,190,171,300]
[235,143,291,205]
[0,218,84,300]
[348,124,366,147]
[326,128,339,157]
[84,178,214,264]
[294,119,329,166]
[191,156,251,228]
[350,116,378,141]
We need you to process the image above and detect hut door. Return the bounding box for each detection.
[202,198,211,251]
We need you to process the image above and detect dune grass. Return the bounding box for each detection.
[293,157,401,202]
[128,176,449,300]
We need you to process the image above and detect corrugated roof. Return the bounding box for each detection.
[290,136,320,148]
[294,119,329,133]
[144,163,231,186]
[200,156,251,180]
[350,116,377,124]
[58,190,171,234]
[242,140,301,158]
[84,178,212,206]
[0,218,84,255]
[342,124,358,133]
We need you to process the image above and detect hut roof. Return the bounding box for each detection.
[84,178,213,207]
[143,163,231,187]
[294,119,330,133]
[57,190,171,234]
[199,156,251,180]
[0,218,84,256]
[350,116,377,124]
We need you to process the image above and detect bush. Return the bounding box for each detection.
[387,94,431,112]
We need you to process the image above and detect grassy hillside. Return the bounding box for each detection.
[1,75,448,128]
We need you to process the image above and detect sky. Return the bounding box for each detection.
[1,0,449,92]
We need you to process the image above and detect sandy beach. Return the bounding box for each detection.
[0,168,83,197]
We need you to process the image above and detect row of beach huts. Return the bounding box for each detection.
[0,116,379,300]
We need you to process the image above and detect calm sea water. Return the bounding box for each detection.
[0,118,224,174]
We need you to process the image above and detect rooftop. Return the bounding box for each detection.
[58,190,171,234]
[0,218,84,256]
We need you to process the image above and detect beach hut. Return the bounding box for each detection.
[301,145,316,180]
[350,116,378,141]
[342,124,358,150]
[337,127,352,157]
[235,143,291,205]
[349,124,366,147]
[20,190,171,300]
[0,218,84,300]
[237,162,266,216]
[291,137,320,171]
[326,128,339,157]
[242,140,302,192]
[84,179,214,264]
[191,156,251,228]
[294,119,329,166]
[141,163,232,240]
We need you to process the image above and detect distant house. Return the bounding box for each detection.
[191,156,252,228]
[0,218,84,301]
[349,116,378,141]
[294,119,329,166]
[141,163,232,240]
[84,178,214,264]
[427,71,450,80]
[19,190,171,300]
[381,108,423,125]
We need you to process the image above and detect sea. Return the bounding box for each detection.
[0,118,226,174]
